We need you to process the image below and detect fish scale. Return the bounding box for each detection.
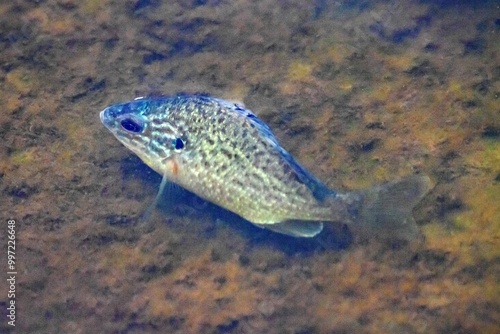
[177,98,324,222]
[100,94,432,239]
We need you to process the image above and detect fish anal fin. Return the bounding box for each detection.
[255,220,323,238]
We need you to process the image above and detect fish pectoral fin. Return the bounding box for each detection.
[254,220,323,238]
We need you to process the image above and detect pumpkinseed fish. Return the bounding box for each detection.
[100,94,432,239]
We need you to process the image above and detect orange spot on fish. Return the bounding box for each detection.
[166,158,179,177]
[172,159,179,176]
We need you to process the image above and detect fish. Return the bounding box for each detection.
[100,94,432,239]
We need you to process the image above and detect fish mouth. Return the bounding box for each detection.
[100,107,112,128]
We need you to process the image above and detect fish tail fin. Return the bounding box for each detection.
[352,175,433,240]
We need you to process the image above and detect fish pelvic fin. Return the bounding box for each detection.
[142,167,171,221]
[349,175,433,240]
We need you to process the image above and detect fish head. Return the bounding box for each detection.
[100,97,185,174]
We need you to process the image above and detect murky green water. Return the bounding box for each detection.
[0,0,499,333]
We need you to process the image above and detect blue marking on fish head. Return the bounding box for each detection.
[100,97,184,173]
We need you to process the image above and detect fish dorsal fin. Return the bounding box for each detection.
[217,98,277,140]
[279,150,335,201]
[222,99,335,202]
[255,220,324,238]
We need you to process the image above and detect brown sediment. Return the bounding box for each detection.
[0,0,498,333]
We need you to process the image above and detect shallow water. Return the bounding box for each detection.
[0,0,499,333]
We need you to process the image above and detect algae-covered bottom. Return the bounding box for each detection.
[0,0,498,333]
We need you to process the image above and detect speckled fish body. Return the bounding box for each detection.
[100,94,431,239]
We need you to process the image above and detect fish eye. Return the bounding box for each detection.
[120,118,143,133]
[174,138,185,150]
